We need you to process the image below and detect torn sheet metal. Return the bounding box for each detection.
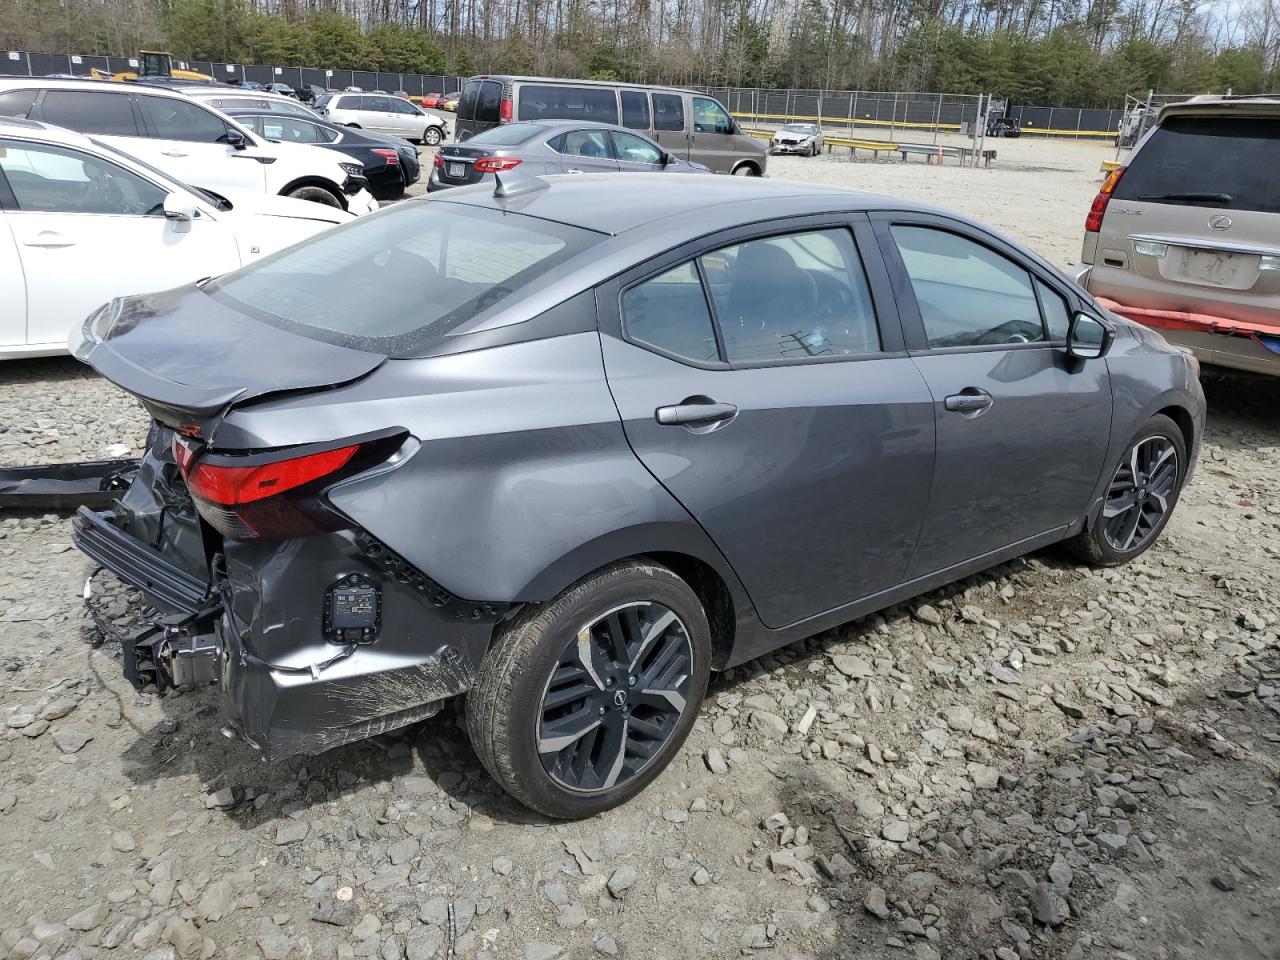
[1096,296,1280,355]
[0,458,139,510]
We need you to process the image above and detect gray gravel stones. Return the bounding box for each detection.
[274,821,308,844]
[704,747,728,775]
[606,865,637,899]
[864,886,891,919]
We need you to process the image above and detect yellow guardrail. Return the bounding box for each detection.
[827,137,899,153]
[735,111,1117,140]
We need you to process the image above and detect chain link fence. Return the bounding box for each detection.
[4,50,1198,141]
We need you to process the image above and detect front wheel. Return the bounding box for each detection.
[422,126,442,146]
[285,185,342,208]
[466,560,711,819]
[1066,414,1187,566]
[732,164,758,176]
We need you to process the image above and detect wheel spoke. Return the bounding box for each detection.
[594,713,629,789]
[629,609,677,672]
[538,707,601,754]
[574,625,608,691]
[637,685,687,713]
[1117,500,1144,549]
[1103,491,1138,518]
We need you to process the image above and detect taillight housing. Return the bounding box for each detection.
[499,97,512,121]
[172,434,401,541]
[371,148,399,165]
[474,157,522,174]
[432,152,444,168]
[1085,166,1126,233]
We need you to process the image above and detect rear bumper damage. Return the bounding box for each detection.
[76,501,508,760]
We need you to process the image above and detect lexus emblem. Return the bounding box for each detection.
[1208,215,1233,231]
[612,690,628,708]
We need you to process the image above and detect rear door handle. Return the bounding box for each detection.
[161,150,188,157]
[655,400,738,426]
[944,390,994,414]
[23,231,74,249]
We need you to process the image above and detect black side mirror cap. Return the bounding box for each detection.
[225,130,247,150]
[1067,311,1115,360]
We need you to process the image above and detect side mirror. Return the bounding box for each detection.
[1067,312,1114,360]
[225,129,247,150]
[163,193,197,233]
[661,152,672,166]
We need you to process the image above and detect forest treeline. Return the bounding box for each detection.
[2,0,1276,107]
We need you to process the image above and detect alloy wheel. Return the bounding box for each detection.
[537,601,692,792]
[1102,436,1179,552]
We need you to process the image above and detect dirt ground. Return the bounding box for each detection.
[1,138,1278,960]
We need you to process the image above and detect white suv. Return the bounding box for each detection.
[172,85,320,120]
[0,79,377,214]
[318,92,448,145]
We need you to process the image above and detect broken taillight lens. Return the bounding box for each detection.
[172,438,387,541]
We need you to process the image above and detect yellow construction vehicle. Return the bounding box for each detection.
[90,51,214,83]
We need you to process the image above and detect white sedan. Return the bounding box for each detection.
[0,117,354,359]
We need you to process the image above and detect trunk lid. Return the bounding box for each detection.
[83,285,386,440]
[435,143,495,186]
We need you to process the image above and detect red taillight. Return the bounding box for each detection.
[186,445,357,506]
[1085,166,1126,233]
[174,442,365,541]
[474,157,522,174]
[371,148,399,164]
[433,152,444,168]
[499,97,512,122]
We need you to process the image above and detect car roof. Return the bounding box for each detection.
[1159,94,1280,121]
[0,76,193,100]
[0,115,96,148]
[432,173,936,236]
[467,75,703,96]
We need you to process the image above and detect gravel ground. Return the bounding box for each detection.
[2,140,1279,960]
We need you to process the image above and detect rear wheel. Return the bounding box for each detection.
[466,560,711,819]
[422,126,442,146]
[1066,414,1186,566]
[285,184,342,208]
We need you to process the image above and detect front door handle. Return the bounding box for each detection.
[655,400,738,426]
[23,231,74,249]
[161,150,188,157]
[944,390,994,414]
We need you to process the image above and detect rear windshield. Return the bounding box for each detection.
[206,202,600,356]
[518,85,619,124]
[465,123,547,146]
[1115,115,1280,214]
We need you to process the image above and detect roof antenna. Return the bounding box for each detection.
[493,170,549,200]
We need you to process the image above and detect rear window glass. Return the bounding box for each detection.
[518,85,618,124]
[1115,115,1280,214]
[206,203,601,356]
[465,124,546,146]
[475,81,503,124]
[457,80,481,120]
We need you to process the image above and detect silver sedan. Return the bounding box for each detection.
[770,122,824,156]
[428,120,709,191]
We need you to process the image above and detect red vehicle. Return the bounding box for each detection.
[419,91,444,109]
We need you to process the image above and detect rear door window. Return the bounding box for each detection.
[553,129,613,158]
[38,91,139,136]
[475,81,503,124]
[0,89,37,118]
[620,91,651,130]
[1114,116,1280,214]
[653,94,685,132]
[517,85,618,124]
[456,80,481,120]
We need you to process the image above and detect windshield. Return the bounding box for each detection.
[1115,115,1280,214]
[91,138,229,209]
[465,123,548,146]
[206,201,601,356]
[783,124,817,134]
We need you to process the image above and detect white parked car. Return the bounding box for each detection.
[0,78,377,215]
[0,117,353,359]
[317,92,448,145]
[171,84,319,120]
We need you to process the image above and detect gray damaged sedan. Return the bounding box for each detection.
[71,174,1205,818]
[428,119,708,191]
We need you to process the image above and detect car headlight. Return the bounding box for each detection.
[339,162,364,177]
[70,298,122,361]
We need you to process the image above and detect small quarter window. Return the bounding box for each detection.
[622,262,720,363]
[1036,279,1071,341]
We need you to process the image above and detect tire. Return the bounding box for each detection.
[466,560,711,819]
[1065,414,1187,566]
[285,185,342,208]
[732,164,758,176]
[422,126,442,146]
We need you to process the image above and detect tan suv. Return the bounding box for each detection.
[1077,96,1280,376]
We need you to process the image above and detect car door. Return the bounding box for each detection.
[358,96,397,136]
[609,130,666,173]
[651,92,689,159]
[871,212,1113,578]
[598,217,936,629]
[387,98,423,137]
[690,95,738,173]
[548,129,619,174]
[132,94,269,198]
[0,137,239,348]
[0,206,27,349]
